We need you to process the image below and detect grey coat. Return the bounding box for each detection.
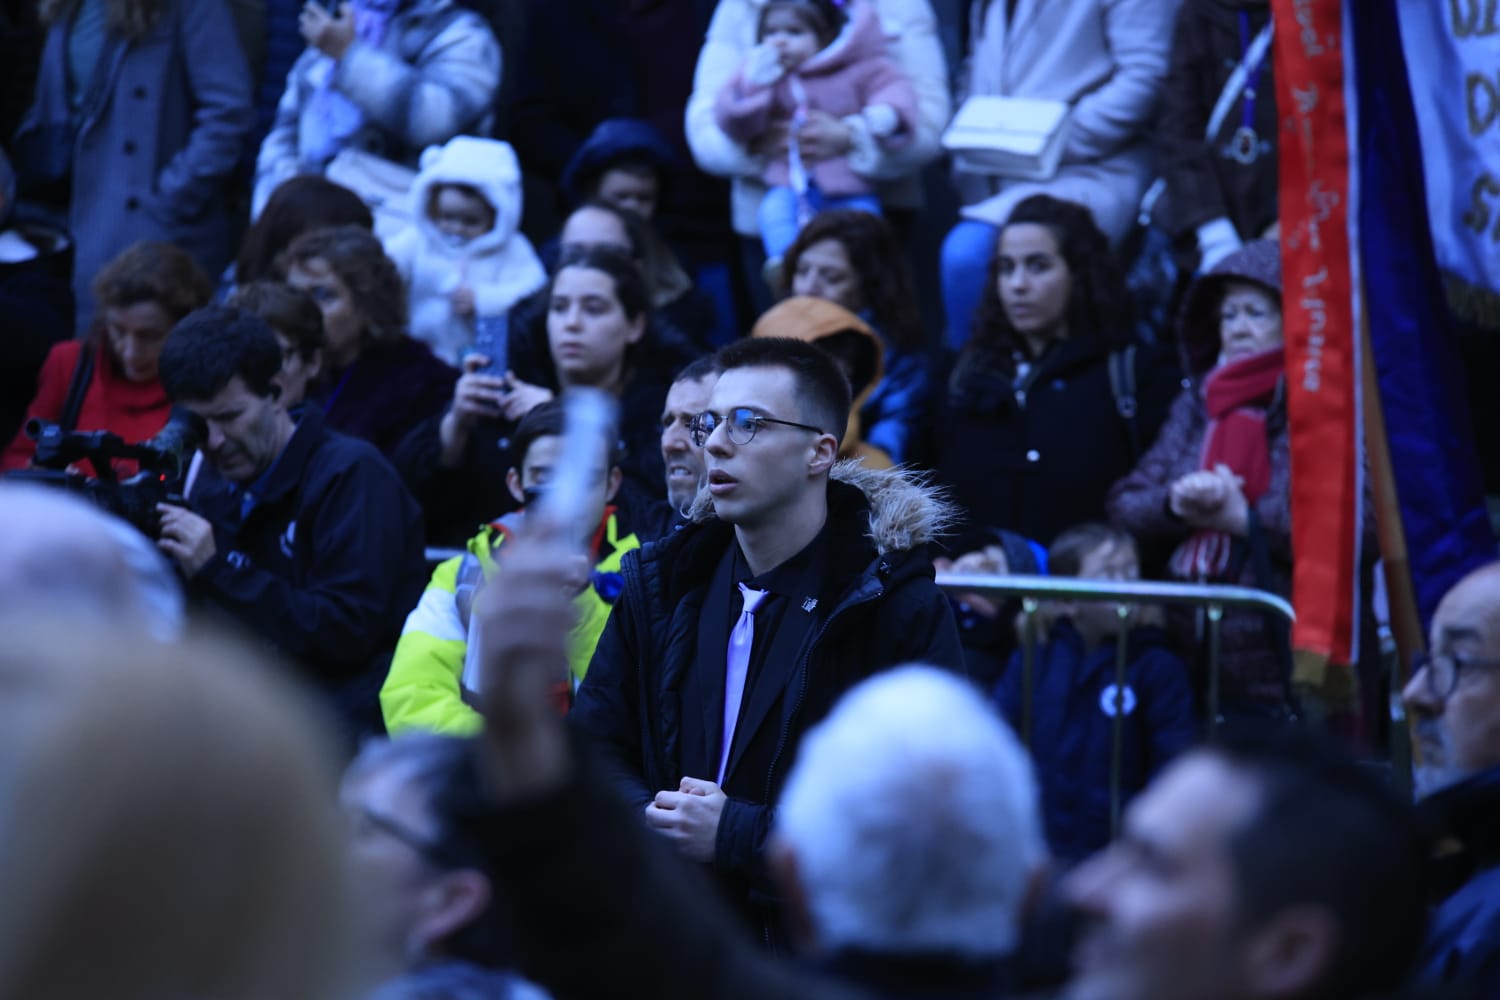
[251,0,501,215]
[16,0,254,331]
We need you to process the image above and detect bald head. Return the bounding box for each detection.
[1432,562,1500,651]
[0,485,183,637]
[1403,561,1500,796]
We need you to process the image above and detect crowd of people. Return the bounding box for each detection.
[0,0,1494,997]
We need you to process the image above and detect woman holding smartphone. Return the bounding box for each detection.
[397,245,672,545]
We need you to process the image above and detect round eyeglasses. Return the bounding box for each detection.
[690,407,824,447]
[1410,652,1500,700]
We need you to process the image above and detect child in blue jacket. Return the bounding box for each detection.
[996,523,1197,864]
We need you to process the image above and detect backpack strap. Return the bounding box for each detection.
[58,343,96,432]
[1108,345,1141,460]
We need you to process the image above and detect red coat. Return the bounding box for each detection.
[2,339,171,478]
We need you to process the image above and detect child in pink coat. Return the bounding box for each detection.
[713,0,918,270]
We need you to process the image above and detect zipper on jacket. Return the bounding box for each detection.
[621,552,669,784]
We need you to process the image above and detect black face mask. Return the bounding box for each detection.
[522,486,545,510]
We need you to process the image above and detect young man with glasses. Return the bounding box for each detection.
[1403,560,1500,996]
[571,336,964,949]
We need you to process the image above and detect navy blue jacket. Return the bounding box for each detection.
[996,620,1195,863]
[1418,766,1500,997]
[188,407,426,693]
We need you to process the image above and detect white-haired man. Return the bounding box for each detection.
[458,525,1044,999]
[771,667,1044,991]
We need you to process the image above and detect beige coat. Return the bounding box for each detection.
[955,0,1180,243]
[685,0,950,236]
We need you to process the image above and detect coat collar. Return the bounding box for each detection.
[247,406,328,509]
[683,462,958,557]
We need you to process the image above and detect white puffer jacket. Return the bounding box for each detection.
[383,136,546,365]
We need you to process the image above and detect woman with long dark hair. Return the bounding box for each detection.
[933,195,1180,547]
[400,244,671,544]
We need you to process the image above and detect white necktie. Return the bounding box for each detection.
[718,584,769,785]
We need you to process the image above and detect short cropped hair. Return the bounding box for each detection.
[776,666,1045,956]
[1211,726,1430,998]
[158,307,284,402]
[713,337,851,447]
[511,398,623,471]
[672,354,722,386]
[228,282,325,362]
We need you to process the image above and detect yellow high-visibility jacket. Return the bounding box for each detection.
[381,509,639,735]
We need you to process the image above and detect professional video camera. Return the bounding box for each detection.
[6,409,205,538]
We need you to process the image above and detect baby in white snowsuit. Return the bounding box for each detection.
[385,136,546,365]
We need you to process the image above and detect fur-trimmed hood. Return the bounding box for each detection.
[685,459,957,555]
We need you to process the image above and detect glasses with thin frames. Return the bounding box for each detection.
[1410,652,1500,700]
[350,806,461,870]
[690,407,824,448]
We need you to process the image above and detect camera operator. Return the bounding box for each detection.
[155,306,427,733]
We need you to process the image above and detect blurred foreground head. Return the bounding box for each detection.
[0,616,360,999]
[0,483,183,638]
[1062,726,1428,1000]
[773,666,1046,958]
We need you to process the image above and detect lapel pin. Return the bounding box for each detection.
[801,597,818,613]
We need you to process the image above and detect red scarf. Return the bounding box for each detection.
[1170,347,1283,580]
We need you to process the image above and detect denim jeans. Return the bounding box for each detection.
[759,184,883,260]
[940,219,1000,352]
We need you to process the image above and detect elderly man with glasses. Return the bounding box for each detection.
[571,336,964,951]
[1403,560,1500,997]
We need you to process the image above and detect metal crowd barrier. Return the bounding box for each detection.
[426,547,465,568]
[935,573,1296,834]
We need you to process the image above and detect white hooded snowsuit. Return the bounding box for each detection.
[385,136,547,365]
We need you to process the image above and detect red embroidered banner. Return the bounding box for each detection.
[1272,0,1362,675]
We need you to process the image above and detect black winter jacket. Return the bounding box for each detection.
[995,620,1196,864]
[934,336,1181,547]
[571,463,965,941]
[187,408,426,705]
